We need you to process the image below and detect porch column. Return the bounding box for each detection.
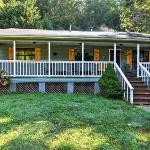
[137,44,140,78]
[48,41,51,76]
[114,43,117,64]
[13,41,16,77]
[114,43,117,70]
[82,42,84,76]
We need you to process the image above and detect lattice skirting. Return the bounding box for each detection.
[45,83,67,93]
[5,82,97,94]
[0,85,10,93]
[74,82,95,94]
[16,83,39,93]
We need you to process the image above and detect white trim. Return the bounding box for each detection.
[137,44,140,78]
[82,43,84,76]
[114,43,117,64]
[139,62,150,86]
[48,41,51,76]
[114,62,134,104]
[0,60,112,77]
[13,41,16,77]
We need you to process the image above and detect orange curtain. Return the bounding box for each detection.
[127,50,132,65]
[35,48,42,61]
[9,47,13,60]
[94,48,100,61]
[69,48,75,61]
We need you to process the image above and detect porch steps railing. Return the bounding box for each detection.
[140,62,150,72]
[139,62,150,86]
[0,60,112,77]
[114,62,134,104]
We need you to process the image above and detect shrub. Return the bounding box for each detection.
[99,64,123,99]
[0,70,10,86]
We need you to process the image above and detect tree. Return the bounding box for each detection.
[36,0,121,31]
[36,0,83,30]
[78,0,120,31]
[120,0,150,33]
[0,0,4,9]
[0,0,41,29]
[41,15,52,29]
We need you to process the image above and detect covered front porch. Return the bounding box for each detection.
[0,40,150,78]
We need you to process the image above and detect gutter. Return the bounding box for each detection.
[0,35,150,44]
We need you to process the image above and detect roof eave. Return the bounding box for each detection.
[0,35,150,44]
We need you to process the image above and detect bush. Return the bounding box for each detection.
[99,64,123,99]
[0,70,10,86]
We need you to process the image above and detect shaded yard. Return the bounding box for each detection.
[0,94,150,150]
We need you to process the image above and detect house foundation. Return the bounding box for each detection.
[0,77,100,94]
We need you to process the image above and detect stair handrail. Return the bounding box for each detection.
[139,62,150,86]
[114,62,134,104]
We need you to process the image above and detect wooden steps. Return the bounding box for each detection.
[127,76,150,105]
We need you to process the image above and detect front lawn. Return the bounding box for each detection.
[0,94,150,150]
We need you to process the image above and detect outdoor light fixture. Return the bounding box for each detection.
[90,27,93,31]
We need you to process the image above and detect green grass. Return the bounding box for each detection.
[0,94,150,150]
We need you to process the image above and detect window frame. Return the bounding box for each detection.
[16,48,35,60]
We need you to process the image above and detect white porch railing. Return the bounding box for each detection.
[140,62,150,74]
[0,60,112,77]
[114,62,134,104]
[139,62,150,86]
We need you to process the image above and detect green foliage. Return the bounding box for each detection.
[119,0,150,33]
[0,0,4,9]
[41,15,52,29]
[0,0,41,29]
[0,0,150,33]
[0,94,149,149]
[0,0,121,31]
[82,0,120,31]
[99,64,123,99]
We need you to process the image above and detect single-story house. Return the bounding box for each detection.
[0,28,150,104]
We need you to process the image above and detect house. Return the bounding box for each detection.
[0,28,150,104]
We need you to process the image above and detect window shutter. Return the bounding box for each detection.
[35,48,42,61]
[69,48,75,61]
[94,48,100,61]
[9,47,13,60]
[127,50,132,65]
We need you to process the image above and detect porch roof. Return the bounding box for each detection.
[0,28,150,43]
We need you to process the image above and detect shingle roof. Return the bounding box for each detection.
[0,28,150,43]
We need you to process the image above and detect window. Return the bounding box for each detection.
[140,51,149,62]
[16,48,35,60]
[75,49,94,61]
[109,49,121,66]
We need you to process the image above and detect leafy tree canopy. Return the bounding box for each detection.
[0,0,149,34]
[0,0,41,28]
[120,0,150,33]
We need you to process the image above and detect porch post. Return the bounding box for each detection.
[13,41,16,77]
[48,41,51,76]
[114,43,117,69]
[137,44,140,78]
[82,42,84,76]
